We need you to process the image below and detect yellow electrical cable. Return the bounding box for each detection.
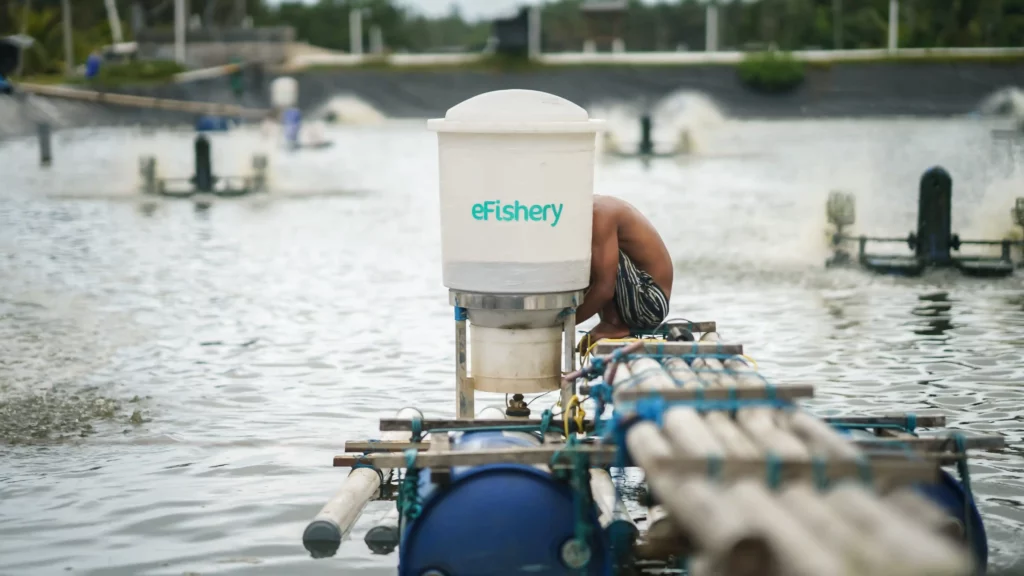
[564,395,584,437]
[739,354,759,370]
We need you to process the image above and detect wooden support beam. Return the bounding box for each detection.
[333,446,939,487]
[593,341,743,357]
[378,417,588,433]
[823,415,946,428]
[349,433,1003,455]
[611,384,814,403]
[855,435,1005,451]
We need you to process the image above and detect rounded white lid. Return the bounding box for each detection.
[428,89,605,134]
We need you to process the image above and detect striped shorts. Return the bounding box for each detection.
[614,250,669,330]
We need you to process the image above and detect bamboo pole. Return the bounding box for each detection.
[776,483,892,575]
[640,504,687,559]
[590,467,639,553]
[617,358,724,556]
[778,409,863,459]
[825,481,973,575]
[303,407,422,558]
[726,479,844,576]
[15,83,269,119]
[625,421,773,576]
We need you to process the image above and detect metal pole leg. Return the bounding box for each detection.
[455,307,473,419]
[561,308,576,424]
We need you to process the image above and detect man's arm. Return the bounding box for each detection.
[574,226,618,324]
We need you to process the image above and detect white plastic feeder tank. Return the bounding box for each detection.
[428,89,605,418]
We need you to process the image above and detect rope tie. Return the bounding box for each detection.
[538,409,553,441]
[707,454,723,482]
[396,448,423,522]
[811,456,829,490]
[765,452,782,490]
[856,455,873,486]
[410,417,423,443]
[905,413,918,435]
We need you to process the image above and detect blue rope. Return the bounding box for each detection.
[539,409,553,441]
[765,452,782,490]
[905,413,917,434]
[857,455,873,486]
[707,454,723,482]
[410,417,423,443]
[352,456,386,497]
[811,456,829,490]
[396,448,423,521]
[627,396,792,416]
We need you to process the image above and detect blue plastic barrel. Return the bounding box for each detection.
[915,469,988,573]
[399,430,612,576]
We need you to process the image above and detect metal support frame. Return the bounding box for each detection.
[455,306,472,419]
[451,289,583,420]
[561,308,576,418]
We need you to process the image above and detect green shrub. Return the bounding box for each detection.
[94,60,185,85]
[737,50,806,94]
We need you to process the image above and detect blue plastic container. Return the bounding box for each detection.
[398,430,612,576]
[916,469,988,573]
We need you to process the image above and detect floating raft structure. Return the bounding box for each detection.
[310,322,1004,576]
[826,166,1024,277]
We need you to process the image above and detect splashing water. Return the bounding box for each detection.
[590,90,727,157]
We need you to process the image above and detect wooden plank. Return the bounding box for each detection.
[342,433,1003,460]
[612,384,814,403]
[378,418,592,433]
[822,415,946,428]
[334,446,939,487]
[593,341,743,357]
[854,435,1005,451]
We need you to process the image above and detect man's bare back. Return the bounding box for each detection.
[575,195,673,344]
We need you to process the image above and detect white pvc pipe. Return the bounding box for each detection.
[888,0,899,53]
[303,407,423,558]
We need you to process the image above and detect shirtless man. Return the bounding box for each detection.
[576,195,674,349]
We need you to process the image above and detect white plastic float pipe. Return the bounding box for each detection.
[590,468,637,537]
[625,421,773,576]
[303,407,423,558]
[826,481,973,575]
